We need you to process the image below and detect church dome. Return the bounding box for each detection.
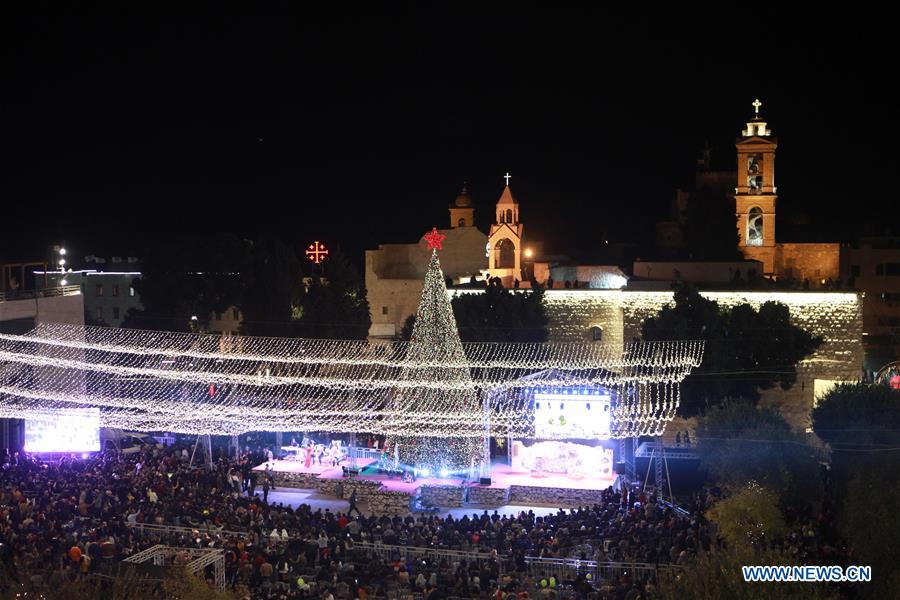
[453,183,473,207]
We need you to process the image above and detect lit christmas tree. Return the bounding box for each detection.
[388,228,485,475]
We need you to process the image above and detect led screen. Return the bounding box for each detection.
[533,392,611,439]
[25,408,101,453]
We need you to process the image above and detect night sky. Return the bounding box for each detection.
[3,9,893,267]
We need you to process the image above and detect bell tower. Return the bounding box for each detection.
[486,173,523,286]
[735,99,778,275]
[448,182,475,228]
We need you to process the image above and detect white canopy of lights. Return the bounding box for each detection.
[0,324,703,438]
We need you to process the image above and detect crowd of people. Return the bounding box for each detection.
[1,441,709,599]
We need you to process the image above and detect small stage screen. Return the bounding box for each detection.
[25,408,101,453]
[533,391,611,439]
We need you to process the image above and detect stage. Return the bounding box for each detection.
[253,457,617,502]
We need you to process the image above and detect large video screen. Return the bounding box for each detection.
[534,392,611,439]
[25,408,101,453]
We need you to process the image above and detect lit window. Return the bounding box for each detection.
[747,207,763,247]
[129,286,135,297]
[95,284,104,297]
[112,284,120,297]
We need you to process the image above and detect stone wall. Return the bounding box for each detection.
[271,471,321,489]
[316,478,382,498]
[466,486,509,506]
[365,490,412,515]
[507,485,606,508]
[542,289,864,429]
[776,243,841,282]
[419,484,465,508]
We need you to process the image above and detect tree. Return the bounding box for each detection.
[397,314,416,342]
[641,285,821,416]
[695,401,823,514]
[656,546,838,600]
[451,280,549,342]
[122,234,251,331]
[293,247,370,339]
[239,237,302,337]
[388,249,484,472]
[812,383,900,598]
[812,382,900,451]
[706,482,787,549]
[683,182,742,261]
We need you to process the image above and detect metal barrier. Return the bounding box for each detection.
[127,523,683,587]
[524,556,681,583]
[128,522,251,539]
[351,540,497,569]
[123,544,226,590]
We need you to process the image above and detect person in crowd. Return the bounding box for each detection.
[1,439,776,600]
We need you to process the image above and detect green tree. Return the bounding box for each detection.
[239,236,302,337]
[641,285,821,416]
[294,247,370,339]
[123,234,251,331]
[397,314,416,342]
[451,280,549,342]
[812,382,900,598]
[706,482,787,548]
[696,401,823,513]
[656,546,838,600]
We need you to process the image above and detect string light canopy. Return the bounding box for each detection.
[0,251,702,440]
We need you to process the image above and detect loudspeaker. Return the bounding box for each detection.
[479,477,492,485]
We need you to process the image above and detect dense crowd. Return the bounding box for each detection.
[1,442,708,599]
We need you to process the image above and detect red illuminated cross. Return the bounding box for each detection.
[424,227,445,250]
[305,241,329,264]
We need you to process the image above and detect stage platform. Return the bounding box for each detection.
[253,458,617,510]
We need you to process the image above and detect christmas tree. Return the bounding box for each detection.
[387,228,485,474]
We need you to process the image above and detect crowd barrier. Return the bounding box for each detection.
[524,555,681,583]
[127,523,681,586]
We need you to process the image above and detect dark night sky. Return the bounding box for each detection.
[2,8,893,267]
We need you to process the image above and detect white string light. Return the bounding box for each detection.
[0,252,703,444]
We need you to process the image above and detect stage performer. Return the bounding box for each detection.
[304,445,312,469]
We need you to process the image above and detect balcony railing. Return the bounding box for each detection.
[0,285,81,303]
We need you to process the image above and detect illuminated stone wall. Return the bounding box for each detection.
[775,243,841,283]
[542,290,864,429]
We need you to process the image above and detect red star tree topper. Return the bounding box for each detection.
[424,227,445,250]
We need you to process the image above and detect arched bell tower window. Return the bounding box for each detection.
[505,209,513,224]
[495,239,516,268]
[747,206,764,247]
[748,153,764,191]
[458,218,466,227]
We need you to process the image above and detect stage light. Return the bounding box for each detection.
[419,468,430,477]
[81,452,89,459]
[439,468,450,478]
